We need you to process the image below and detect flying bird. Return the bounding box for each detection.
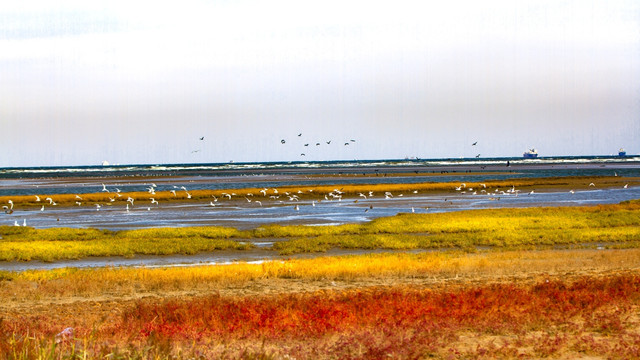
[199,137,204,140]
[472,142,478,146]
[281,139,286,144]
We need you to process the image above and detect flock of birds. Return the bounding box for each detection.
[280,133,357,157]
[3,177,632,228]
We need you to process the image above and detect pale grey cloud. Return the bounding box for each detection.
[0,0,638,166]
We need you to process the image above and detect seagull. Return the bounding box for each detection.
[359,193,367,199]
[304,144,309,147]
[344,143,349,146]
[75,202,82,206]
[589,183,595,187]
[101,183,109,192]
[255,200,262,206]
[40,205,45,211]
[127,197,135,205]
[569,190,575,194]
[624,184,628,189]
[199,136,205,140]
[472,142,478,146]
[298,133,302,137]
[7,200,13,209]
[75,195,82,200]
[259,188,267,196]
[281,139,286,144]
[95,204,101,211]
[316,143,320,146]
[34,195,41,202]
[294,205,299,211]
[14,220,19,227]
[326,141,331,144]
[170,190,177,196]
[150,198,159,205]
[45,197,54,205]
[301,153,305,156]
[209,201,216,207]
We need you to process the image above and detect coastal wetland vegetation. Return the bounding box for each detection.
[1,175,640,358]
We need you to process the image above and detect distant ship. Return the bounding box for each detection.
[618,148,626,157]
[523,148,538,159]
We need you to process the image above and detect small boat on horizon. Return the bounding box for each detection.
[523,148,538,159]
[619,148,626,157]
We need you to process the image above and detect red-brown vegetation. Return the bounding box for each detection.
[2,273,639,358]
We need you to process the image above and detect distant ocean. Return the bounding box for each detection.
[2,155,639,179]
[1,156,639,198]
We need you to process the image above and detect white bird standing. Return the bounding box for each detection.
[7,200,13,209]
[23,219,27,226]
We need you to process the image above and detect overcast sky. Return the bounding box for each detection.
[1,0,638,167]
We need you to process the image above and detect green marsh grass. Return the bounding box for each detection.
[1,201,640,261]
